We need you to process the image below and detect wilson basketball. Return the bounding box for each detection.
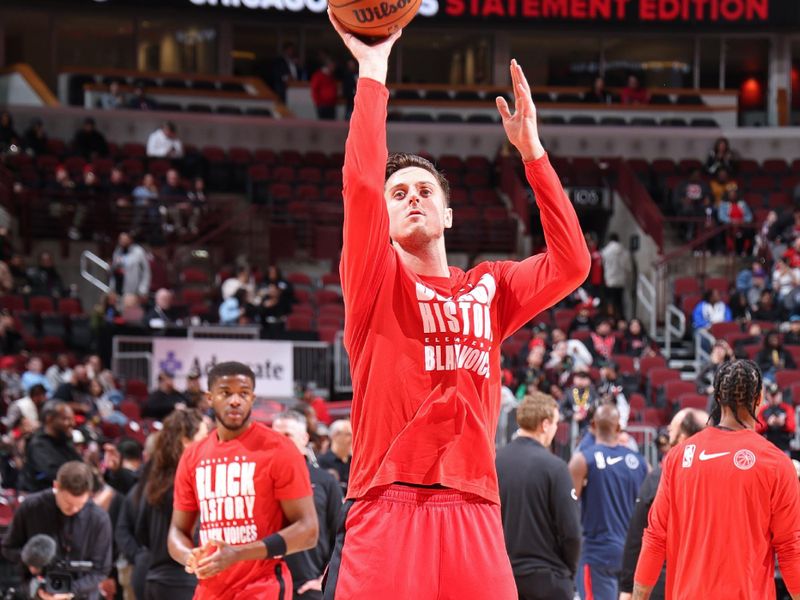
[328,0,421,38]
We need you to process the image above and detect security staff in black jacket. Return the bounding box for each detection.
[273,410,342,600]
[496,391,581,600]
[618,407,707,600]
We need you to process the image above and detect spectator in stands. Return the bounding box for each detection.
[161,168,188,234]
[271,41,304,103]
[756,382,795,455]
[733,322,762,357]
[674,169,712,241]
[111,232,151,299]
[90,378,128,428]
[311,56,339,120]
[569,304,594,335]
[718,188,754,255]
[257,265,295,320]
[22,356,51,395]
[146,288,178,328]
[756,331,796,382]
[585,76,612,104]
[518,343,550,396]
[72,116,109,160]
[27,250,66,297]
[46,353,73,391]
[218,287,249,325]
[705,137,736,176]
[0,355,23,399]
[131,172,161,233]
[297,383,332,426]
[550,329,593,369]
[17,400,80,491]
[754,210,778,259]
[691,289,731,332]
[590,319,617,363]
[100,80,126,110]
[785,315,800,345]
[752,289,783,322]
[782,237,800,269]
[561,367,599,432]
[52,364,94,416]
[185,177,207,235]
[341,58,358,118]
[0,311,23,355]
[771,259,799,311]
[600,233,629,318]
[22,117,48,157]
[107,167,131,207]
[623,318,656,358]
[147,122,184,159]
[121,293,145,324]
[128,84,157,110]
[597,362,630,426]
[585,234,604,299]
[696,340,733,396]
[221,264,254,299]
[620,74,648,105]
[183,368,207,411]
[0,111,19,152]
[2,383,46,431]
[143,371,187,421]
[318,419,352,490]
[709,167,737,205]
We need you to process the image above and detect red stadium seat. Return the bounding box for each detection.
[279,150,303,167]
[0,295,26,312]
[651,159,677,176]
[680,293,702,322]
[304,151,329,168]
[648,368,683,402]
[709,322,741,340]
[703,277,729,294]
[762,159,789,175]
[628,393,646,413]
[312,225,343,260]
[286,314,313,331]
[181,289,207,305]
[287,272,313,287]
[119,400,142,421]
[317,315,343,329]
[639,355,667,376]
[788,383,800,406]
[253,149,277,165]
[321,273,341,287]
[125,379,149,400]
[292,303,314,317]
[663,380,697,404]
[673,276,700,302]
[297,167,322,184]
[775,370,800,391]
[737,159,759,175]
[676,393,709,411]
[28,296,55,314]
[314,289,342,306]
[610,355,635,375]
[642,407,666,427]
[741,344,760,360]
[229,147,253,164]
[318,326,339,343]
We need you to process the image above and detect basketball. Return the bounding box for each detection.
[328,0,421,38]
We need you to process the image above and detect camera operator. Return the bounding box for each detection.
[2,461,112,600]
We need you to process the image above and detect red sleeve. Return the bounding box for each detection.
[339,78,392,330]
[493,154,590,340]
[756,406,768,434]
[770,456,800,593]
[784,404,796,434]
[173,446,198,512]
[635,451,672,586]
[271,442,313,501]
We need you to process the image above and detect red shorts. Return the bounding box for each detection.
[323,484,516,600]
[194,560,291,600]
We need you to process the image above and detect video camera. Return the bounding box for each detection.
[21,534,94,597]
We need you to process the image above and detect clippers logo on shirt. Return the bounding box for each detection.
[417,274,496,379]
[194,456,259,546]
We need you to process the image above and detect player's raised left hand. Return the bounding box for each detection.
[496,60,545,162]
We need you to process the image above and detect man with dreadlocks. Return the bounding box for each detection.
[633,360,800,600]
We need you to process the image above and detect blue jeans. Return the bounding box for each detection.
[576,557,619,600]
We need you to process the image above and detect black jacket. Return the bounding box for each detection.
[2,489,112,600]
[285,461,342,591]
[496,437,581,580]
[142,390,187,420]
[18,429,82,492]
[620,466,666,599]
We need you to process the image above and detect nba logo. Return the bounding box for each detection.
[682,444,696,468]
[594,451,606,470]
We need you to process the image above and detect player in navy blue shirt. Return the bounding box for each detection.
[568,403,648,600]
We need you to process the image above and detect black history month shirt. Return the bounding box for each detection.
[340,78,590,505]
[174,422,312,598]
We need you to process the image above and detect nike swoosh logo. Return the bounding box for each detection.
[698,450,730,461]
[607,457,623,465]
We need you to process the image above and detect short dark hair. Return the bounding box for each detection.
[711,359,762,428]
[56,461,93,495]
[29,384,47,398]
[117,438,143,462]
[208,362,255,390]
[41,400,67,423]
[385,153,450,207]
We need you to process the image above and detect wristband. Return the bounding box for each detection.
[263,533,287,558]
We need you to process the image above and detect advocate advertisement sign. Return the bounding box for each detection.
[79,0,799,28]
[152,338,294,398]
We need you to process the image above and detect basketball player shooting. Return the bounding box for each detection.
[323,12,590,600]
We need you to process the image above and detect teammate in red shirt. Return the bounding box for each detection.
[324,13,590,600]
[634,360,800,600]
[167,362,319,600]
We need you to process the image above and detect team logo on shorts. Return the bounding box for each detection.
[625,454,640,470]
[733,449,756,471]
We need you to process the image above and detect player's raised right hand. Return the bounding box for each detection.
[328,9,401,85]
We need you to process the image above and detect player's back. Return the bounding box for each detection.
[581,442,648,568]
[659,427,799,599]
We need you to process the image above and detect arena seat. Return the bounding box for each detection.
[676,393,709,411]
[774,370,800,390]
[28,296,55,314]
